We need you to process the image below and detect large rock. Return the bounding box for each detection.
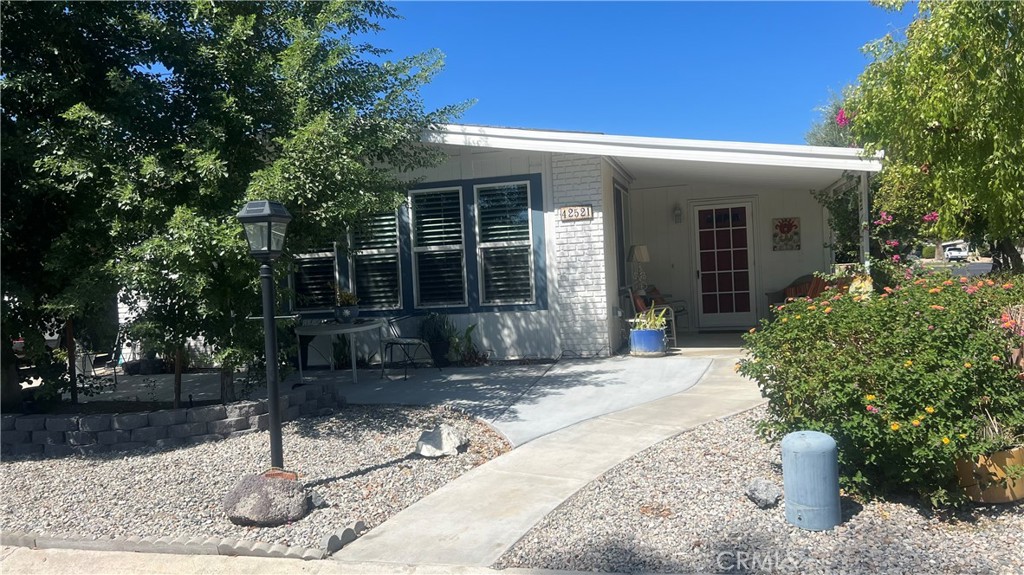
[415,424,468,458]
[223,475,310,527]
[746,478,783,509]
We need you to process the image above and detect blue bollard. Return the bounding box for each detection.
[781,430,842,531]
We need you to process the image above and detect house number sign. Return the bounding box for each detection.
[559,205,594,221]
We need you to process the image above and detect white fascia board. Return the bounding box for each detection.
[426,124,883,173]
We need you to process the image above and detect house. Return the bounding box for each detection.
[294,124,882,363]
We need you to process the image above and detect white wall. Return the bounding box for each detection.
[629,182,828,329]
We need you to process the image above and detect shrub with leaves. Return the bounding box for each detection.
[739,272,1024,506]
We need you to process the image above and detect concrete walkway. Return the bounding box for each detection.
[335,343,763,567]
[3,335,763,574]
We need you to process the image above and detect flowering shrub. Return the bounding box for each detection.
[739,272,1024,506]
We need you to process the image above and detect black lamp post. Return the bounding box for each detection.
[236,200,292,470]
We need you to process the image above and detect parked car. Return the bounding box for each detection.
[944,246,969,262]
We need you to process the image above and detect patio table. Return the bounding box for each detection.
[294,319,383,384]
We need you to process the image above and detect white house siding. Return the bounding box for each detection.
[629,182,829,330]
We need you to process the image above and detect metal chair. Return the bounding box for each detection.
[379,316,438,380]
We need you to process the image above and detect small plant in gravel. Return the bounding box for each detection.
[738,268,1024,506]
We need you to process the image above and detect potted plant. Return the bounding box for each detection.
[630,307,668,357]
[419,312,456,367]
[333,285,359,323]
[954,303,1024,503]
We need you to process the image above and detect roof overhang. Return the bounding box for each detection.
[426,124,883,176]
[428,123,884,190]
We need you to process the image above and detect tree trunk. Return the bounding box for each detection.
[1,343,22,412]
[65,318,78,404]
[220,367,236,404]
[173,347,183,409]
[997,237,1024,274]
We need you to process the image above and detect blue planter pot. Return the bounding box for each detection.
[630,329,666,357]
[334,306,359,323]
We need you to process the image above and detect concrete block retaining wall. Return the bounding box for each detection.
[0,384,343,458]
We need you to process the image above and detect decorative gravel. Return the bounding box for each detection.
[496,406,1023,574]
[0,404,509,550]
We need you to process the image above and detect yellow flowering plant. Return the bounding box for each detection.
[739,269,1024,507]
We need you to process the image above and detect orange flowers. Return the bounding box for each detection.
[891,422,901,431]
[925,406,935,414]
[930,305,945,311]
[992,355,1001,362]
[928,287,943,294]
[823,307,833,314]
[911,419,921,427]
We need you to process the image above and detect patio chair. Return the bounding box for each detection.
[629,288,677,346]
[380,315,438,380]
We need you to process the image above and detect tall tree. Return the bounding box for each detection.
[849,0,1024,273]
[1,1,463,408]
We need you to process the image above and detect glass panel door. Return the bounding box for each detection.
[694,203,756,328]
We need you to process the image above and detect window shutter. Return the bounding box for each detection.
[294,252,336,310]
[476,183,533,304]
[351,213,400,309]
[412,190,466,307]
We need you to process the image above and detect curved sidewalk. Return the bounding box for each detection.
[335,349,765,568]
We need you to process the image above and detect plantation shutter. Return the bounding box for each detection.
[477,183,533,304]
[294,250,336,310]
[352,213,400,309]
[412,190,466,306]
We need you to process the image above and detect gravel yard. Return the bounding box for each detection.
[496,406,1024,575]
[0,404,509,550]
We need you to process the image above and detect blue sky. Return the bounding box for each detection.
[371,1,917,145]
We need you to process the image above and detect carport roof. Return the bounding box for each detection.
[426,124,882,190]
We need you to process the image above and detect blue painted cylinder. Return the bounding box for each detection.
[781,430,841,531]
[629,329,665,357]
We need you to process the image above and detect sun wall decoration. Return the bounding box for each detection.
[772,217,800,251]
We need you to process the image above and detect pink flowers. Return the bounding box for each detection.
[965,285,979,295]
[886,240,900,248]
[873,211,894,226]
[922,211,939,223]
[866,405,880,414]
[892,255,901,262]
[836,108,850,127]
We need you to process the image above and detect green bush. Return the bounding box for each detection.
[739,272,1024,506]
[922,245,936,259]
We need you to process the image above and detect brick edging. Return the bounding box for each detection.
[1,383,344,459]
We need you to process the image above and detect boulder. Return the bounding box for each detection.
[415,423,468,458]
[746,478,783,509]
[223,475,310,527]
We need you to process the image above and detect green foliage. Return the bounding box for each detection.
[922,245,936,259]
[1,1,463,403]
[849,1,1024,272]
[447,324,487,366]
[739,270,1024,506]
[805,89,857,148]
[631,307,668,331]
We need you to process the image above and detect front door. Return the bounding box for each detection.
[694,203,756,328]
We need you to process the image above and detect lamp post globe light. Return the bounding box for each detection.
[236,200,292,470]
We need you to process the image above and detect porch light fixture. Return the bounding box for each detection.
[673,204,683,224]
[236,200,292,470]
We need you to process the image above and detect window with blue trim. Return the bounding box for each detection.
[475,182,533,304]
[350,213,401,309]
[411,188,467,307]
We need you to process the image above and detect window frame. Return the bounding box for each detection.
[347,211,402,311]
[291,244,339,312]
[474,180,535,305]
[409,186,468,309]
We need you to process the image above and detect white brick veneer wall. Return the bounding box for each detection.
[551,154,609,355]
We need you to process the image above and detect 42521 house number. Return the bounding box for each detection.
[559,205,594,221]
